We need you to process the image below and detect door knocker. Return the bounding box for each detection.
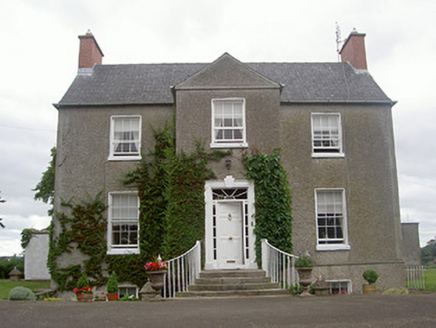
[227,213,232,221]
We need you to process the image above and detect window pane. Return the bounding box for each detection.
[112,223,138,246]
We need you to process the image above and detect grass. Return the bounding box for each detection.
[0,280,51,300]
[424,268,436,291]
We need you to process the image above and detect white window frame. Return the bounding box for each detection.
[107,192,140,255]
[315,188,350,251]
[109,115,142,161]
[326,279,353,295]
[311,113,344,158]
[210,98,248,148]
[117,284,139,298]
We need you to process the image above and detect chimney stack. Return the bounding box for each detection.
[78,30,104,72]
[339,29,367,70]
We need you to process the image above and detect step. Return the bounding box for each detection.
[188,282,280,291]
[195,277,272,285]
[175,269,290,298]
[199,269,266,278]
[176,289,290,298]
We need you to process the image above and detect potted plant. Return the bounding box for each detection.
[362,269,378,295]
[144,256,168,301]
[94,292,106,302]
[106,272,119,301]
[73,273,93,302]
[295,254,314,297]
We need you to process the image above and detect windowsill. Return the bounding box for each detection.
[108,155,142,161]
[210,142,248,149]
[316,244,350,251]
[107,248,140,255]
[312,153,345,158]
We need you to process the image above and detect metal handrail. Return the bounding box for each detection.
[163,240,201,298]
[261,239,298,288]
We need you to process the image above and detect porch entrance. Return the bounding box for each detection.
[204,177,256,270]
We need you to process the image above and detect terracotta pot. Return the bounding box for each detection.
[362,284,376,295]
[78,293,93,302]
[106,293,118,301]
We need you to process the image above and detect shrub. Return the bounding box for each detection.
[8,287,36,301]
[290,284,303,295]
[76,273,89,290]
[107,272,118,293]
[295,255,313,268]
[363,269,378,284]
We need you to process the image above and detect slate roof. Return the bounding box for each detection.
[56,62,392,107]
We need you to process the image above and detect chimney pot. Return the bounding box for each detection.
[339,30,368,70]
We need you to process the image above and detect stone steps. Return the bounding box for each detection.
[176,269,290,298]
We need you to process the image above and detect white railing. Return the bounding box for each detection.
[261,239,298,289]
[406,265,426,290]
[163,240,201,298]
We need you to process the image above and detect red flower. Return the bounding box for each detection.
[144,261,168,271]
[73,287,78,294]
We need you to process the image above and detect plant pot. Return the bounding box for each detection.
[362,284,376,295]
[106,293,118,301]
[146,271,166,301]
[297,267,313,297]
[79,293,93,302]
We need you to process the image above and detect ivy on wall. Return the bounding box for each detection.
[48,121,293,289]
[47,195,106,290]
[124,125,229,259]
[245,149,293,264]
[49,123,229,290]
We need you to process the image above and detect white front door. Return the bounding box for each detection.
[216,202,243,268]
[204,177,256,270]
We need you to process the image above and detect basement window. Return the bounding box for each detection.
[327,280,352,295]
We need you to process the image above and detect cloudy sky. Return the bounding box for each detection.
[0,0,435,256]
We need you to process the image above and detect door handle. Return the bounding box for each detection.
[229,236,233,240]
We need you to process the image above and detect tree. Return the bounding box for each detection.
[0,193,5,228]
[421,243,436,266]
[33,147,56,215]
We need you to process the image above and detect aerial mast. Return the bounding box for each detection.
[335,22,342,62]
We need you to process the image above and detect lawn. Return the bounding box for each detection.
[424,268,436,291]
[0,280,51,300]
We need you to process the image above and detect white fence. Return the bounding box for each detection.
[261,239,298,288]
[163,241,201,298]
[406,265,426,290]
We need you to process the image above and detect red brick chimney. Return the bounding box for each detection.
[78,30,104,69]
[339,29,367,70]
